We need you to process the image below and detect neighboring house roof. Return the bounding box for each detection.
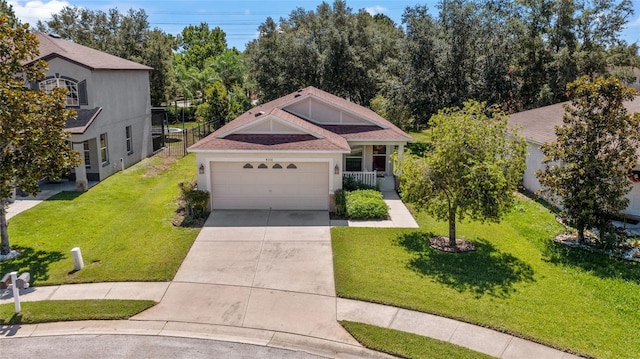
[189,86,411,153]
[65,107,102,134]
[508,96,640,145]
[29,32,152,71]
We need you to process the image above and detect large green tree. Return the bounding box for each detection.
[0,18,80,255]
[537,76,640,243]
[396,100,527,247]
[246,0,404,105]
[0,0,17,27]
[176,22,227,71]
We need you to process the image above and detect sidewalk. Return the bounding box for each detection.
[5,180,97,220]
[1,282,581,359]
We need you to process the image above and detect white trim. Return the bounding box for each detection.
[284,95,386,128]
[219,114,325,139]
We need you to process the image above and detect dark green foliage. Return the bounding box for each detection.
[346,190,388,220]
[178,181,209,220]
[342,176,379,192]
[334,189,347,217]
[537,76,640,244]
[246,0,404,106]
[406,142,433,157]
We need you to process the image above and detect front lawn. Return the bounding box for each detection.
[2,155,201,285]
[332,193,640,359]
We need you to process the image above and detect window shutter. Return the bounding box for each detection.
[78,80,88,105]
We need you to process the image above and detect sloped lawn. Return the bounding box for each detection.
[332,193,640,359]
[1,155,201,284]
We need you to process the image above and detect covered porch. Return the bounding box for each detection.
[341,143,404,188]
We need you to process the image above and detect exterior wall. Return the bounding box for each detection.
[285,98,370,125]
[522,142,545,194]
[44,58,152,182]
[345,142,404,176]
[195,151,344,209]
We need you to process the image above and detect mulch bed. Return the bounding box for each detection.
[429,236,477,253]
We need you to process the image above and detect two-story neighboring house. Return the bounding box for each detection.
[26,33,154,190]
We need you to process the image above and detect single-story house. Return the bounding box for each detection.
[188,86,412,210]
[508,96,640,216]
[26,33,154,190]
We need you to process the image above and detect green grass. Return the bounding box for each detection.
[332,193,640,359]
[2,155,201,285]
[409,130,433,143]
[341,321,493,359]
[0,300,155,324]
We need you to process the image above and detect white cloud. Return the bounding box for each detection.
[244,9,251,16]
[8,0,71,26]
[630,15,640,27]
[365,5,388,16]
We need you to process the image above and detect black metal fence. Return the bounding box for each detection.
[151,107,220,157]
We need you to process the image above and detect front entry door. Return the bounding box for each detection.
[372,145,386,172]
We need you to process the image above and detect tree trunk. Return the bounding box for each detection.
[0,203,10,255]
[577,223,585,244]
[448,209,456,249]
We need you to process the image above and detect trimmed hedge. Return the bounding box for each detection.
[346,190,389,219]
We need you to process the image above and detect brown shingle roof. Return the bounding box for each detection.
[30,33,152,71]
[508,96,640,144]
[189,86,410,152]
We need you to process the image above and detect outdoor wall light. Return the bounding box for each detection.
[199,163,205,174]
[334,164,340,175]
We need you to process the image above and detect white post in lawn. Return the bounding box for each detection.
[71,247,85,270]
[10,271,20,313]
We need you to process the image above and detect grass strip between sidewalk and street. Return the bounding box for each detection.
[0,300,155,324]
[2,154,201,285]
[341,321,492,359]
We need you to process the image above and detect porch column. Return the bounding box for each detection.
[72,142,88,192]
[397,144,405,175]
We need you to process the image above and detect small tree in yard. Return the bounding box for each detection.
[397,100,527,249]
[537,76,640,244]
[0,17,80,255]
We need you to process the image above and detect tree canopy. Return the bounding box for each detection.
[0,18,80,255]
[537,76,640,243]
[396,100,527,247]
[245,0,404,105]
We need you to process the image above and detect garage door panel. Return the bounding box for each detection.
[211,162,329,210]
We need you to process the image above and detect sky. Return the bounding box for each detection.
[8,0,640,50]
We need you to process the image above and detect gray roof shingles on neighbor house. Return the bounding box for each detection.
[508,96,640,145]
[31,32,152,71]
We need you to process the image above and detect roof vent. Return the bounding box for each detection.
[294,93,301,98]
[255,111,265,117]
[48,33,61,38]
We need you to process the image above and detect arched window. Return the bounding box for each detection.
[40,78,79,106]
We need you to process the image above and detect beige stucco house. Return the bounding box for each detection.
[189,86,412,210]
[26,33,153,190]
[508,96,640,217]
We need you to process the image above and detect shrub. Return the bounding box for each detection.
[334,189,347,217]
[178,181,209,222]
[343,175,379,191]
[346,190,388,219]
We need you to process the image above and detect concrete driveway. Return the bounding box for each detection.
[134,210,357,345]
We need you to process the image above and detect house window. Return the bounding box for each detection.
[243,163,253,169]
[100,133,109,165]
[258,163,268,169]
[83,140,91,168]
[345,146,363,171]
[287,164,297,169]
[39,78,79,106]
[125,126,133,154]
[272,163,282,169]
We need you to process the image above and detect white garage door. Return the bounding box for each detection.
[210,161,329,210]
